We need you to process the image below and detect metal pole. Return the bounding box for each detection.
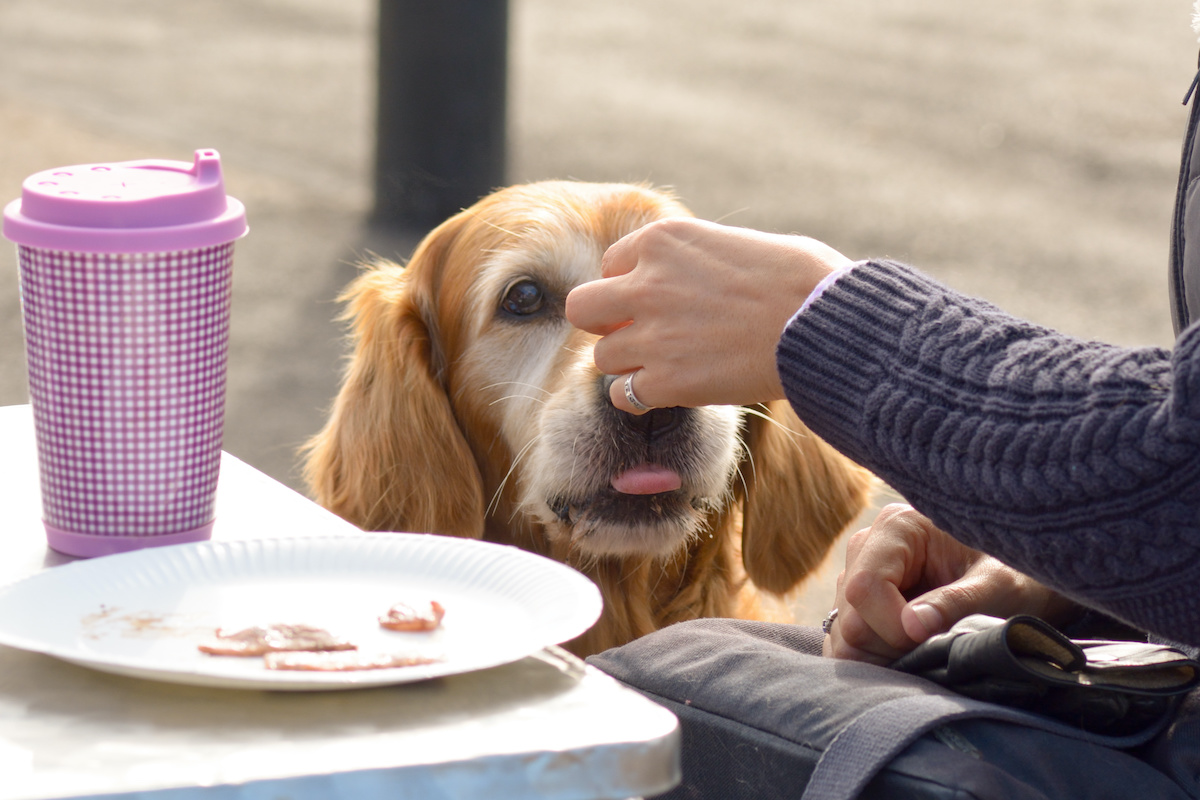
[372,0,509,231]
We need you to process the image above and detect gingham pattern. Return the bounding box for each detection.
[18,243,234,537]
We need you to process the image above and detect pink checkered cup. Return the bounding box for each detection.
[2,150,247,557]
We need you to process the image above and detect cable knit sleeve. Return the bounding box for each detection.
[778,259,1200,646]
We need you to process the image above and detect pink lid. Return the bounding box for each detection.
[2,149,247,253]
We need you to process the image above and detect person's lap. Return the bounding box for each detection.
[587,618,1190,800]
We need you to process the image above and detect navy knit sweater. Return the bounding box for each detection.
[778,259,1200,650]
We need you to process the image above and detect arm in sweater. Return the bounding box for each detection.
[779,260,1200,647]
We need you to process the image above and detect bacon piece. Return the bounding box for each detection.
[379,600,445,632]
[264,650,441,672]
[198,624,356,656]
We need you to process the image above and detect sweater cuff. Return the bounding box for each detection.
[797,262,857,314]
[775,259,934,460]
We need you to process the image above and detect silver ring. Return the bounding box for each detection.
[821,608,839,636]
[623,372,651,412]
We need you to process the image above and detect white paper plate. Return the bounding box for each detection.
[0,534,602,691]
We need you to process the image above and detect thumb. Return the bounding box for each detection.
[899,576,994,644]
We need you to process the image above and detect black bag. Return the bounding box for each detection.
[587,618,1198,800]
[890,614,1199,737]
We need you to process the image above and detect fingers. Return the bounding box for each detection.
[599,225,642,278]
[824,503,1084,666]
[900,554,1081,642]
[901,601,945,644]
[585,319,652,414]
[846,507,927,644]
[565,276,630,337]
[824,505,945,662]
[841,560,913,652]
[898,563,1003,643]
[590,320,639,377]
[564,223,650,336]
[574,216,832,411]
[823,516,919,663]
[609,371,652,416]
[823,586,909,665]
[825,613,909,665]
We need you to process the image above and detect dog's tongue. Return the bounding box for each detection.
[611,464,682,495]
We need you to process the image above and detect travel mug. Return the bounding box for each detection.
[2,149,248,557]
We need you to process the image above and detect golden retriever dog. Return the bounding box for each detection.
[303,181,873,656]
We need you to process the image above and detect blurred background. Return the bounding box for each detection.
[0,1,1194,619]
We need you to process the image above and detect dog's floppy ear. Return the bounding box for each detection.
[738,401,874,594]
[302,228,486,538]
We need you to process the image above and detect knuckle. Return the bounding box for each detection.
[648,216,685,234]
[876,502,913,518]
[879,503,921,527]
[841,567,876,608]
[846,526,872,549]
[936,580,990,618]
[844,527,871,561]
[644,216,695,247]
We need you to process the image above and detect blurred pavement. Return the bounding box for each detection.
[0,1,1195,620]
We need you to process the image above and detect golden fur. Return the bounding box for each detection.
[303,180,874,656]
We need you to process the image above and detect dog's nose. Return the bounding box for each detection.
[639,406,683,440]
[599,374,684,440]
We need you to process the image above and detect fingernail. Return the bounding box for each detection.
[910,603,943,638]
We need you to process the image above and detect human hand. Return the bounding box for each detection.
[565,217,852,413]
[822,504,1080,665]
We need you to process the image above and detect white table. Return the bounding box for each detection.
[0,404,680,800]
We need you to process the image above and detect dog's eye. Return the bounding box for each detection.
[500,279,546,317]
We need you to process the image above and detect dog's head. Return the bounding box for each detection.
[304,181,873,647]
